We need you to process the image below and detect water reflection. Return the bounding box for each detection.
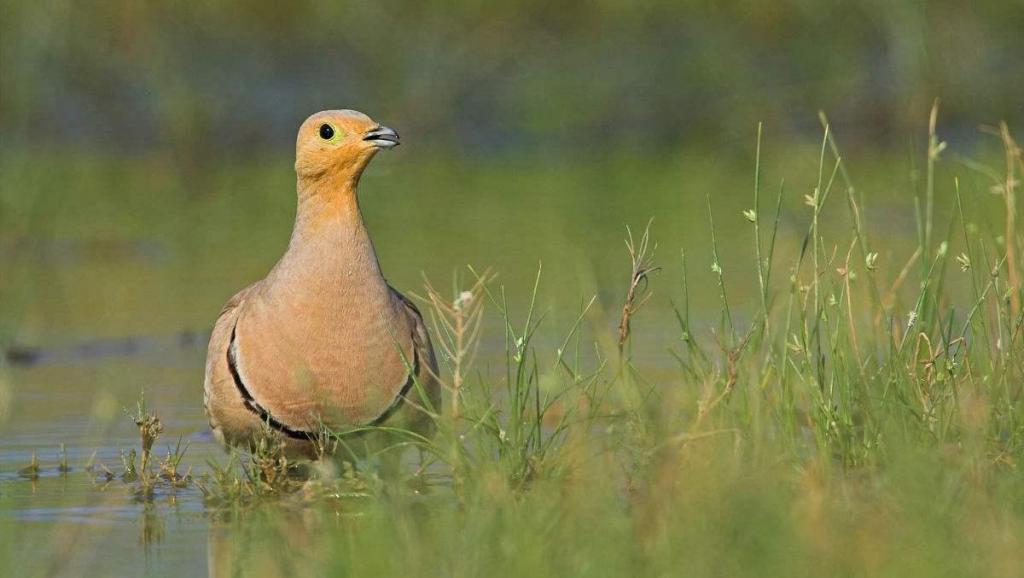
[140,500,166,552]
[207,505,332,578]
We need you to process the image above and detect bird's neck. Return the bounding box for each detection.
[260,172,392,308]
[291,172,369,249]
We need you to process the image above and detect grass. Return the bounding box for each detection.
[4,111,1024,577]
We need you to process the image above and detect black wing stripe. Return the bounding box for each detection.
[368,346,419,427]
[228,324,318,441]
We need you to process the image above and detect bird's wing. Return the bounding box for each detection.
[203,283,262,444]
[383,285,441,421]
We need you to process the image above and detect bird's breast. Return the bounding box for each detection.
[232,271,415,429]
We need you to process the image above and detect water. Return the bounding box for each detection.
[0,351,215,577]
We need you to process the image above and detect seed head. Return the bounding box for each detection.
[865,252,879,272]
[956,253,971,272]
[453,290,474,311]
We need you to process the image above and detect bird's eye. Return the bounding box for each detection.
[319,124,335,140]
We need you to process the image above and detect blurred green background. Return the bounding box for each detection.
[0,3,1022,576]
[2,0,1021,340]
[3,1,1022,157]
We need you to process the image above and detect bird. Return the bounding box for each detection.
[203,109,439,459]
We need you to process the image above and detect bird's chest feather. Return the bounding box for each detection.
[231,240,414,427]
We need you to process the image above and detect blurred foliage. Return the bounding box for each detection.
[2,0,1022,164]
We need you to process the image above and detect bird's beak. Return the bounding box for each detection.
[363,125,400,149]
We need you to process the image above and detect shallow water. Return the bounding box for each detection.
[0,350,215,576]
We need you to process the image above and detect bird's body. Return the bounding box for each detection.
[203,110,438,458]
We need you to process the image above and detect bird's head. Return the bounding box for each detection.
[294,109,400,183]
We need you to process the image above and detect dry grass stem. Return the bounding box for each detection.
[418,272,492,421]
[618,221,659,352]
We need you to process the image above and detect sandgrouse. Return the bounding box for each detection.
[203,110,439,458]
